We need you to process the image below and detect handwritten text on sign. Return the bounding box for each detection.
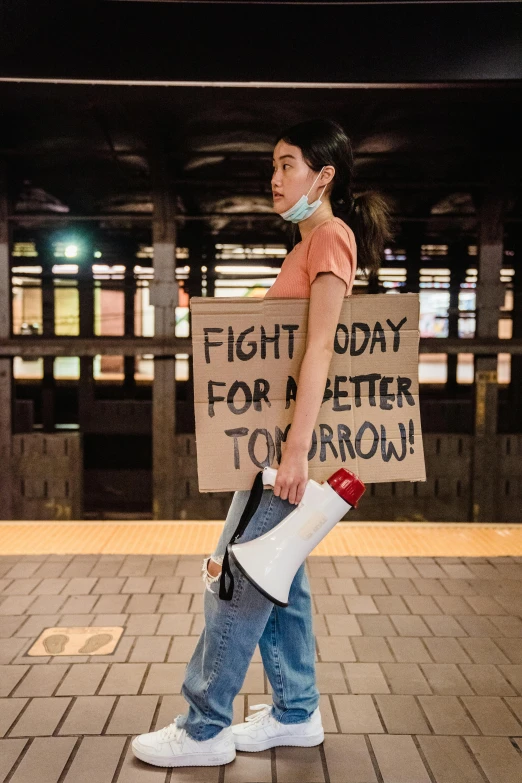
[191,294,426,492]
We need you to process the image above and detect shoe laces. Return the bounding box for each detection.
[158,715,186,745]
[245,703,273,725]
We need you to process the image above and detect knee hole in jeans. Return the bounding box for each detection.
[202,554,223,593]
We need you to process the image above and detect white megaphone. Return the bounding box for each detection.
[227,466,365,607]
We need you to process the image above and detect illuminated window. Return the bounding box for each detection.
[500,269,515,285]
[54,357,80,380]
[419,268,450,289]
[458,290,476,338]
[421,244,448,259]
[213,284,270,298]
[498,354,511,384]
[135,245,189,260]
[176,307,190,337]
[175,265,190,281]
[457,354,510,385]
[12,274,43,335]
[419,291,450,338]
[419,354,447,384]
[499,319,512,339]
[175,354,190,381]
[457,354,474,384]
[93,355,124,381]
[213,246,283,298]
[136,245,154,259]
[53,241,81,259]
[94,285,125,336]
[378,267,406,290]
[135,354,154,381]
[214,263,280,298]
[12,242,38,258]
[215,244,287,261]
[501,289,514,312]
[54,280,80,336]
[93,264,125,279]
[13,356,43,379]
[383,248,406,262]
[134,280,155,337]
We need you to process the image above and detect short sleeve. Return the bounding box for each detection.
[306,221,356,295]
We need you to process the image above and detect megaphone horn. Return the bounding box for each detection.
[227,467,365,607]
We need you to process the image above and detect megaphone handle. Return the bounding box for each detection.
[262,467,278,488]
[219,469,265,601]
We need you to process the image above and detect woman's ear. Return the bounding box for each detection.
[322,165,336,185]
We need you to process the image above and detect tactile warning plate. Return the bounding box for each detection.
[1,521,522,557]
[27,626,124,656]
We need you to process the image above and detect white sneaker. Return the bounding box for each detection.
[232,703,324,752]
[132,715,236,767]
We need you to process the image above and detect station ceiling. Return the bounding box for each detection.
[0,1,521,245]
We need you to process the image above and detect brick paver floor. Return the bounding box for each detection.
[0,553,521,782]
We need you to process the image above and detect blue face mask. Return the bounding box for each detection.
[280,166,327,223]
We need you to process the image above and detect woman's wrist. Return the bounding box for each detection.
[284,437,310,455]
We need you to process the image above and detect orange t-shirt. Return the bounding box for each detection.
[264,216,356,299]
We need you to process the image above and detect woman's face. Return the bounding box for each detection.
[271,140,323,214]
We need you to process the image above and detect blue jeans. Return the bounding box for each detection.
[175,487,320,741]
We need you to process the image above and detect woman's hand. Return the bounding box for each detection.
[272,443,309,505]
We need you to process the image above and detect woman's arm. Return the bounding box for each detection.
[272,271,348,504]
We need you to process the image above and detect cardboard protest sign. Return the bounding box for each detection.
[190,293,426,492]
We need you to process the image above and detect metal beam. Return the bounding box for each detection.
[108,1,522,5]
[7,213,521,224]
[0,337,192,357]
[419,338,521,354]
[1,336,522,358]
[0,77,519,90]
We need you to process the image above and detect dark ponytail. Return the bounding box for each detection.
[342,191,395,280]
[275,119,395,280]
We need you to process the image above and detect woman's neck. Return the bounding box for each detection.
[297,203,335,243]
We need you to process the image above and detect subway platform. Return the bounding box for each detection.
[0,521,522,783]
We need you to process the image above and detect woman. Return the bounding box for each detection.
[132,118,393,768]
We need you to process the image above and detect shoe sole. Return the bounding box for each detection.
[132,741,236,767]
[234,730,325,752]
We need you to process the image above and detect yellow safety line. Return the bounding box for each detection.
[0,522,521,556]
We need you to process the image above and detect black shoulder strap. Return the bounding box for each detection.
[219,470,264,601]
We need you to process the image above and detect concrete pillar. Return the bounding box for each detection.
[0,163,14,518]
[78,356,95,431]
[40,236,56,431]
[78,243,94,338]
[186,234,205,299]
[42,358,55,432]
[124,260,136,397]
[446,240,468,392]
[472,191,505,521]
[185,234,207,417]
[402,224,424,294]
[508,231,522,427]
[76,238,95,434]
[40,238,55,336]
[150,155,178,519]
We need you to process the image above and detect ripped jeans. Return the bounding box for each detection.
[175,487,320,741]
